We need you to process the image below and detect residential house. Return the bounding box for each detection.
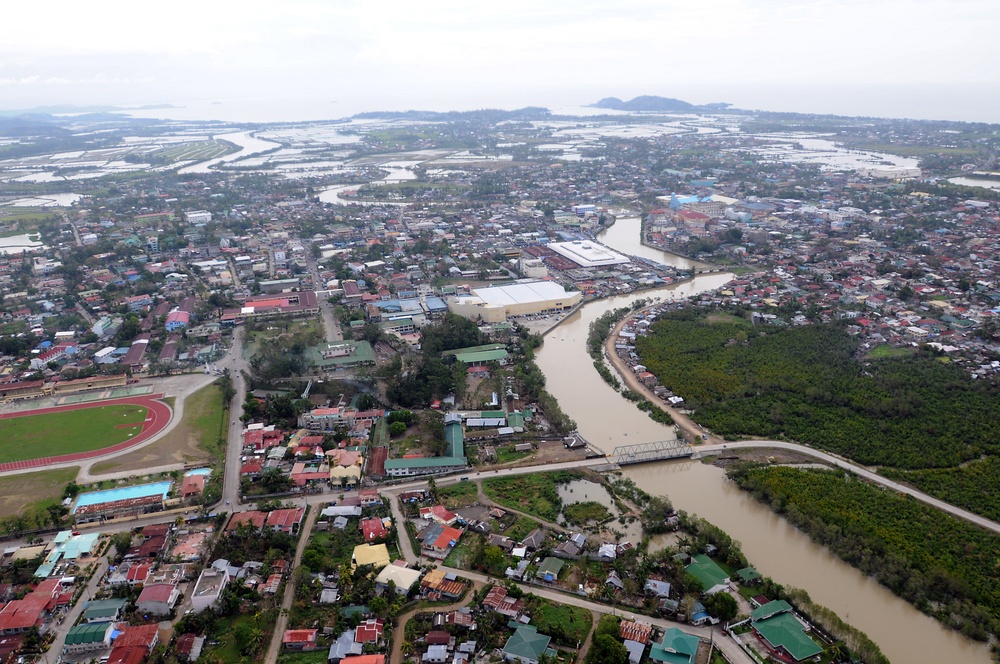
[282,629,318,651]
[750,600,823,662]
[135,583,180,615]
[354,619,384,646]
[191,567,229,613]
[502,625,554,664]
[649,627,699,664]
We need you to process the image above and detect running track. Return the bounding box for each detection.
[0,395,170,473]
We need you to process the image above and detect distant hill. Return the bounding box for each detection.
[590,96,731,112]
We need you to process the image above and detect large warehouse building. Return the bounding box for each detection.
[447,281,582,323]
[546,240,629,268]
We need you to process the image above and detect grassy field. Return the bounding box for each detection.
[504,516,540,541]
[91,382,224,474]
[531,599,592,646]
[865,344,915,359]
[482,470,581,522]
[0,466,78,521]
[438,481,478,509]
[0,404,148,463]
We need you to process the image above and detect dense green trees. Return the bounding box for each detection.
[636,310,1000,470]
[387,314,485,407]
[729,465,1000,642]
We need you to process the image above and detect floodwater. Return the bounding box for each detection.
[534,221,992,664]
[177,131,282,174]
[949,176,1000,191]
[0,233,47,255]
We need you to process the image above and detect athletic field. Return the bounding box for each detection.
[0,395,171,471]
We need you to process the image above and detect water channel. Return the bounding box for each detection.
[533,217,991,664]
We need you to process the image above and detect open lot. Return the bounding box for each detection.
[0,403,148,463]
[90,383,225,475]
[0,466,79,522]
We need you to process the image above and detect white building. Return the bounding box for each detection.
[190,567,229,613]
[448,281,581,323]
[546,240,629,268]
[185,210,213,224]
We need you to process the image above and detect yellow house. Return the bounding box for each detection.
[352,543,390,571]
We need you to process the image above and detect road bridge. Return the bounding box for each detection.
[607,438,693,465]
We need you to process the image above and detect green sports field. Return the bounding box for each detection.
[0,404,148,463]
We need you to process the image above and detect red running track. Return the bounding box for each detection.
[0,395,171,473]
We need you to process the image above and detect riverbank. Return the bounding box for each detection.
[602,304,720,445]
[632,214,713,268]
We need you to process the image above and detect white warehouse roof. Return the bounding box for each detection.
[547,240,629,268]
[471,281,578,306]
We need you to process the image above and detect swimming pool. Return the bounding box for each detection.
[73,481,172,513]
[184,468,212,477]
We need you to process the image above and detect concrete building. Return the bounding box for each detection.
[448,281,581,323]
[546,240,629,267]
[190,567,229,614]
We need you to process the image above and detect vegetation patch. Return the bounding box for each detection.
[636,309,1000,470]
[530,598,592,647]
[438,481,478,509]
[865,344,914,359]
[729,464,1000,643]
[0,404,148,463]
[482,470,582,522]
[562,501,612,526]
[0,466,79,535]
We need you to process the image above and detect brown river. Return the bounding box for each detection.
[533,217,991,664]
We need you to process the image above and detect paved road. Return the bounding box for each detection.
[48,557,108,657]
[605,305,1000,536]
[306,252,343,343]
[389,583,481,664]
[262,504,318,664]
[698,440,1000,535]
[221,327,250,507]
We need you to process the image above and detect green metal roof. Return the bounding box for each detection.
[736,566,760,583]
[65,622,112,645]
[441,343,506,357]
[82,598,126,621]
[685,554,729,591]
[453,349,508,364]
[503,625,552,661]
[445,421,465,458]
[384,456,468,469]
[751,599,793,622]
[753,611,823,661]
[536,557,564,579]
[649,627,698,664]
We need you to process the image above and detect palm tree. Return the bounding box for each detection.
[248,627,265,655]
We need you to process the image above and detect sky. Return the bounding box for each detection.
[2,0,999,123]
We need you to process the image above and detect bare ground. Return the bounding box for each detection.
[90,386,222,475]
[0,466,79,516]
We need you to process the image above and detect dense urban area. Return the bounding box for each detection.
[0,100,998,664]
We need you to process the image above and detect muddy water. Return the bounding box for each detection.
[627,462,991,664]
[533,220,992,663]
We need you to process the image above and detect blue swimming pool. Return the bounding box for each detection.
[184,468,211,477]
[73,481,172,513]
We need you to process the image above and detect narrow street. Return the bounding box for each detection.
[389,582,481,664]
[262,505,318,664]
[47,558,108,657]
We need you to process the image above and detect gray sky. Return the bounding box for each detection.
[3,0,998,122]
